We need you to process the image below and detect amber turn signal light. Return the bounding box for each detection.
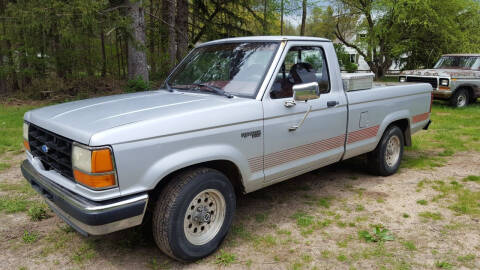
[74,170,116,189]
[23,140,30,151]
[92,149,114,173]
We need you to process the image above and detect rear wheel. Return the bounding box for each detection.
[152,167,236,262]
[450,89,469,108]
[368,126,404,176]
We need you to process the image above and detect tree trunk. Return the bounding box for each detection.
[300,0,307,36]
[263,0,268,35]
[100,28,107,78]
[175,0,188,62]
[280,0,284,35]
[148,0,156,74]
[161,0,176,71]
[126,0,149,82]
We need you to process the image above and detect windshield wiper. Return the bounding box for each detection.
[192,83,234,98]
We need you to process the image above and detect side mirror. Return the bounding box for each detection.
[293,82,320,101]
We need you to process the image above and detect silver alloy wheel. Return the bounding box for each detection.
[183,189,226,245]
[385,135,401,167]
[457,93,467,107]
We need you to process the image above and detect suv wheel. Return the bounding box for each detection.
[152,167,236,262]
[450,89,469,108]
[368,125,404,176]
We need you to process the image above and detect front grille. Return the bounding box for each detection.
[406,76,437,89]
[28,124,74,180]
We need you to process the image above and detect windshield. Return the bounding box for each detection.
[434,56,480,70]
[167,42,279,98]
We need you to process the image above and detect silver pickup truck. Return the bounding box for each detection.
[399,54,480,107]
[21,36,432,261]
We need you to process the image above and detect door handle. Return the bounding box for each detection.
[327,100,339,107]
[284,100,296,108]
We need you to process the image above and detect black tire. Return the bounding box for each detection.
[368,126,404,176]
[449,88,469,108]
[152,167,236,262]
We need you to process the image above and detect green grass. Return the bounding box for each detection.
[401,241,417,251]
[22,230,39,244]
[215,250,236,266]
[0,162,11,171]
[0,105,38,154]
[28,203,49,221]
[72,242,96,264]
[0,182,41,214]
[416,199,428,205]
[435,261,453,269]
[419,211,443,221]
[462,175,480,182]
[403,103,480,169]
[291,211,315,228]
[430,179,480,216]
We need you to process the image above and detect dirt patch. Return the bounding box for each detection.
[1,152,479,269]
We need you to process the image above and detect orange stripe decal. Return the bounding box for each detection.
[248,125,383,172]
[412,112,429,123]
[346,125,379,144]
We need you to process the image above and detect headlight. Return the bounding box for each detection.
[23,122,30,151]
[399,76,406,83]
[72,144,116,190]
[440,79,449,86]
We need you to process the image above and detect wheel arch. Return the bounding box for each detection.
[387,118,411,147]
[148,159,245,203]
[454,84,476,100]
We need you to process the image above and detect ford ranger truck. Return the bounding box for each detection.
[21,36,432,262]
[399,54,480,107]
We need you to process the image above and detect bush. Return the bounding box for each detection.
[28,203,49,221]
[125,76,150,92]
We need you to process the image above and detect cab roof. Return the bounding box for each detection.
[198,36,331,47]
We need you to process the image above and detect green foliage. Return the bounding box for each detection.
[419,211,443,221]
[28,203,49,221]
[215,250,236,266]
[334,44,358,73]
[125,76,150,92]
[462,175,480,182]
[435,261,453,269]
[402,241,417,251]
[22,230,39,244]
[291,211,315,227]
[416,199,428,205]
[0,162,11,171]
[358,225,394,242]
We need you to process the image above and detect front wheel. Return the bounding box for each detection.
[152,167,236,262]
[368,126,404,176]
[450,89,469,108]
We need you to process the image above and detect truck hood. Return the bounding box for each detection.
[401,69,480,78]
[25,90,261,145]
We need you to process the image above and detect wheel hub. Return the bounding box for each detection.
[385,135,401,167]
[183,189,226,245]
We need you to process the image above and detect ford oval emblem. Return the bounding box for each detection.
[41,145,49,153]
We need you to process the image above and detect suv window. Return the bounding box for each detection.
[270,46,330,99]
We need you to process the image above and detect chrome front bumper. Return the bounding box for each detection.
[21,160,148,236]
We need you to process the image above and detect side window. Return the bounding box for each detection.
[270,46,330,99]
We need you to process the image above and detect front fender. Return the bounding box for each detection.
[141,144,249,191]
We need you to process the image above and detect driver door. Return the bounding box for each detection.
[262,41,348,182]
